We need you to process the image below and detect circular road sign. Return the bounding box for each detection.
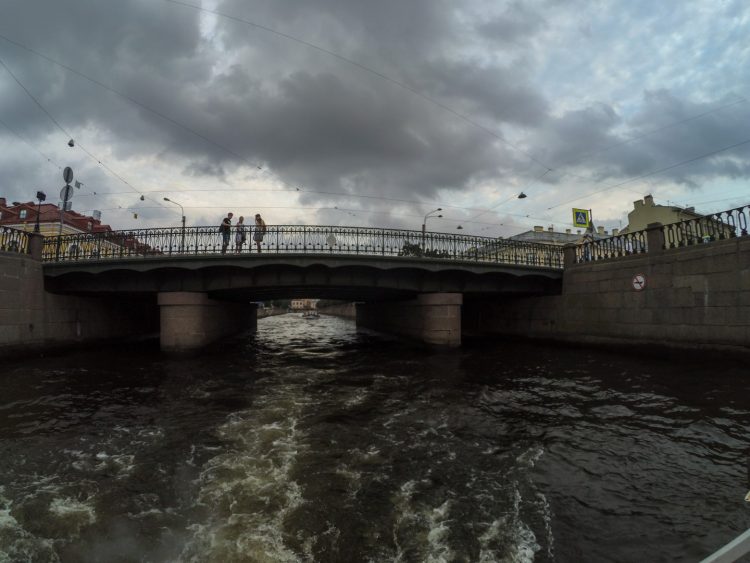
[60,184,74,202]
[63,166,73,184]
[632,273,646,291]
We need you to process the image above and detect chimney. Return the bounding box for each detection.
[644,194,655,206]
[0,198,5,207]
[565,228,571,234]
[597,226,605,235]
[534,226,543,232]
[576,229,581,235]
[547,226,554,232]
[612,228,619,236]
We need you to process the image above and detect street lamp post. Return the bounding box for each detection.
[163,198,185,252]
[421,207,443,254]
[34,191,46,233]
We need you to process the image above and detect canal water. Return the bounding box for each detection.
[0,315,748,562]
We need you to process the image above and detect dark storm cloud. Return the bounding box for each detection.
[1,0,749,230]
[527,90,750,192]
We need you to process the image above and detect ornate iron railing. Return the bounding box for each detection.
[575,230,648,263]
[41,225,564,268]
[663,204,748,248]
[0,226,31,255]
[575,203,749,263]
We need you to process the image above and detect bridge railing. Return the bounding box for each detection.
[41,225,565,268]
[575,230,648,263]
[575,203,749,264]
[663,205,748,248]
[0,226,31,255]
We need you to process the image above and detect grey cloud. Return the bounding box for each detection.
[1,0,748,232]
[477,2,547,46]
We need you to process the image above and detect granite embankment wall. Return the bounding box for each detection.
[464,235,750,353]
[318,302,357,319]
[0,252,158,356]
[357,293,462,346]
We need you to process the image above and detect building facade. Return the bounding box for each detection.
[0,198,119,258]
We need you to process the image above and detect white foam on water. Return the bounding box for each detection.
[390,481,459,563]
[0,488,59,563]
[425,500,454,563]
[48,496,97,538]
[515,445,544,470]
[91,452,136,479]
[477,488,541,563]
[536,492,555,560]
[179,385,312,562]
[334,463,362,500]
[344,387,370,408]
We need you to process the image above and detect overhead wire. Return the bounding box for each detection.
[0,115,61,171]
[0,32,496,214]
[1,13,745,228]
[0,54,170,212]
[161,0,553,174]
[546,136,750,210]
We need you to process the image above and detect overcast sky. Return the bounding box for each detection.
[1,0,748,235]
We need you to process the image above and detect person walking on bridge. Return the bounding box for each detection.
[253,213,266,253]
[219,212,233,254]
[235,216,247,253]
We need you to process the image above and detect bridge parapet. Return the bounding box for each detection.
[41,224,564,270]
[1,226,33,256]
[573,203,750,264]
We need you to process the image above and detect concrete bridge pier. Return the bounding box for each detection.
[356,292,463,347]
[158,292,257,353]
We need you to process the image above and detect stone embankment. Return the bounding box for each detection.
[318,303,357,319]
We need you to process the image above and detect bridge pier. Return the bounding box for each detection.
[356,292,462,347]
[158,292,256,353]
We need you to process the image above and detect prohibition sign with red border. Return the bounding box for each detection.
[632,273,646,291]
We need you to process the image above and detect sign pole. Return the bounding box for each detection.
[57,167,74,260]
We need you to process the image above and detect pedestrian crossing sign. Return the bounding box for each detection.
[572,208,590,228]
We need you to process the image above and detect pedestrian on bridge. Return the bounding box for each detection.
[235,216,247,253]
[220,212,233,254]
[254,214,267,253]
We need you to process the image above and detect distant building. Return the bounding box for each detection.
[290,299,319,311]
[508,225,613,245]
[0,197,124,258]
[0,198,112,236]
[619,195,702,233]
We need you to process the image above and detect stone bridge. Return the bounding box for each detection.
[2,207,749,356]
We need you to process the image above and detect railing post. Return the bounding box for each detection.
[563,243,577,268]
[646,222,665,254]
[28,233,44,261]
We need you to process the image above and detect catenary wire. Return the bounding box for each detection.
[0,54,169,211]
[546,137,750,210]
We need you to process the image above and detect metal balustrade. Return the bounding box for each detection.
[0,226,31,255]
[575,203,749,264]
[576,230,648,263]
[663,204,748,248]
[40,225,565,269]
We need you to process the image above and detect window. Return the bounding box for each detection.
[19,209,27,219]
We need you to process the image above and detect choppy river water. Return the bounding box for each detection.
[0,314,748,562]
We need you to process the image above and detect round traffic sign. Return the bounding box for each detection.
[60,184,74,202]
[632,273,646,291]
[63,167,73,183]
